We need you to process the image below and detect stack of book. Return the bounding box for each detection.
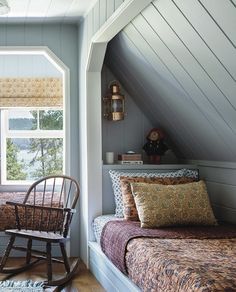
[117,153,143,165]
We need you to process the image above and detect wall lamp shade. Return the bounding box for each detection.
[0,0,10,15]
[103,81,125,121]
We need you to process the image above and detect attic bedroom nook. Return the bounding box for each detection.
[80,0,236,291]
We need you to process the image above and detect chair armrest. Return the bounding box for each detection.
[6,201,71,213]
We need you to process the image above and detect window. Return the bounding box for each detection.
[1,109,64,185]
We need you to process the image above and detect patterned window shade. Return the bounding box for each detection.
[0,77,63,108]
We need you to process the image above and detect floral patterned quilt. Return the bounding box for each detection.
[126,237,236,292]
[101,220,236,292]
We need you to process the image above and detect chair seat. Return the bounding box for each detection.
[5,229,67,243]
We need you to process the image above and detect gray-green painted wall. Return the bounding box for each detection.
[0,23,80,256]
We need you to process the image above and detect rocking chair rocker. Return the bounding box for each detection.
[0,175,80,287]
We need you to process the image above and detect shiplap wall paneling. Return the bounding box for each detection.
[107,28,228,160]
[199,0,236,46]
[174,0,236,80]
[100,0,107,27]
[40,25,61,57]
[87,10,94,46]
[102,65,154,162]
[107,0,115,19]
[199,164,236,224]
[116,0,236,161]
[123,24,184,95]
[93,1,100,34]
[122,24,208,159]
[115,0,124,9]
[25,25,44,45]
[200,164,236,186]
[106,46,156,124]
[104,47,184,163]
[150,1,236,138]
[105,43,181,153]
[130,12,234,158]
[4,25,24,45]
[86,0,125,48]
[106,35,194,160]
[143,2,236,141]
[154,0,236,124]
[103,0,236,190]
[231,0,236,7]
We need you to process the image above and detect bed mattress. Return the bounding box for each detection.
[92,214,122,243]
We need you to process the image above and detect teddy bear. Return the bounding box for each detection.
[143,128,168,164]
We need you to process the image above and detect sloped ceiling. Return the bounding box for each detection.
[105,0,236,161]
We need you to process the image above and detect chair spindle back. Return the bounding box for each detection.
[15,175,79,237]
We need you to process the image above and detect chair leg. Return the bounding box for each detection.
[26,239,32,264]
[0,235,15,271]
[60,242,70,274]
[46,242,52,282]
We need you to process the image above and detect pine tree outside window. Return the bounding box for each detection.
[1,108,64,185]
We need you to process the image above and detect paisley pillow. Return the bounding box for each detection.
[131,180,217,228]
[120,176,198,221]
[109,169,198,217]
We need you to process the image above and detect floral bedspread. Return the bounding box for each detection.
[101,220,236,291]
[126,237,236,292]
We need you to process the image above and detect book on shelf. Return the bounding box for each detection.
[118,153,142,161]
[117,160,143,165]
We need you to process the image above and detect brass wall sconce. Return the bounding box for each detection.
[103,81,125,121]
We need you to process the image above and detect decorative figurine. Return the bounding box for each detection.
[143,128,168,164]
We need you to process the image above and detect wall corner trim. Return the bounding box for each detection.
[92,0,153,44]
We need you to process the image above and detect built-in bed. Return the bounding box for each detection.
[89,166,236,292]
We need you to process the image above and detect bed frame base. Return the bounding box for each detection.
[89,242,141,292]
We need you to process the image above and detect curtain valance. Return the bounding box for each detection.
[0,77,63,107]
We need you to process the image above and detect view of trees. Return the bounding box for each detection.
[6,139,27,180]
[6,110,63,181]
[29,110,63,179]
[29,138,63,179]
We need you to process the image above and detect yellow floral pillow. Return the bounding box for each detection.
[131,180,217,228]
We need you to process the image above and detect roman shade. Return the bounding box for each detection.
[0,77,63,107]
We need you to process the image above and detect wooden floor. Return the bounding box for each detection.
[0,258,105,292]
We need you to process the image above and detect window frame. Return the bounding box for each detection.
[1,108,65,185]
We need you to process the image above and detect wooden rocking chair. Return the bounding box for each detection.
[0,175,80,287]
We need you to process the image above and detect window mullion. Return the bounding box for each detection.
[37,110,40,130]
[6,130,63,139]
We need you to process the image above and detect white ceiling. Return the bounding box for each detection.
[0,0,96,23]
